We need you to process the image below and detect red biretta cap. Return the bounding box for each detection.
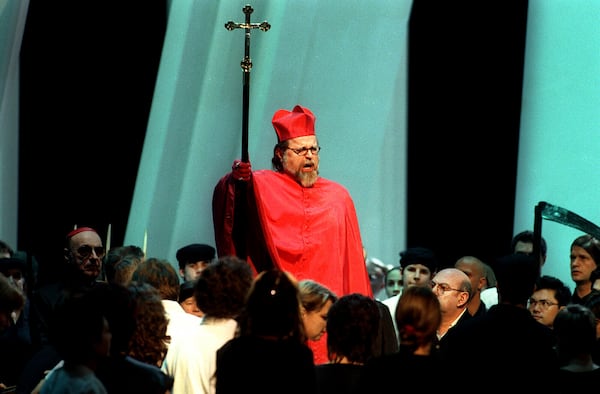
[272,105,316,142]
[66,227,98,239]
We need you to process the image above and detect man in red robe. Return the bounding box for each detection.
[212,104,372,364]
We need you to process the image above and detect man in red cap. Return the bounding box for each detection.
[29,227,105,350]
[212,105,372,364]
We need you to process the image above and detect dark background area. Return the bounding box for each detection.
[406,1,528,268]
[18,1,167,284]
[17,1,527,284]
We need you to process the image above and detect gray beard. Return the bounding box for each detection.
[297,170,318,187]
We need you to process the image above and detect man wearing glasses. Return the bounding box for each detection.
[212,105,372,364]
[528,275,571,329]
[29,227,105,351]
[429,268,472,356]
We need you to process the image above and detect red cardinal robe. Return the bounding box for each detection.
[213,169,372,364]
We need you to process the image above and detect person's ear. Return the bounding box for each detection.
[458,291,470,308]
[478,276,486,291]
[63,247,71,263]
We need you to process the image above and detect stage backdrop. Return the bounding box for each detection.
[0,0,28,248]
[124,0,412,269]
[514,0,600,288]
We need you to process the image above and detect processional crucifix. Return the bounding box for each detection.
[225,5,271,162]
[224,5,270,264]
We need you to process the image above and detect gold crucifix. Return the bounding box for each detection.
[225,4,271,73]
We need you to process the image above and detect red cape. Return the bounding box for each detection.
[213,170,372,363]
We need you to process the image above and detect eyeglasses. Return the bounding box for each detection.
[527,298,559,309]
[430,281,464,294]
[285,146,321,156]
[75,245,105,259]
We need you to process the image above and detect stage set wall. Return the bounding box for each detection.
[4,1,599,289]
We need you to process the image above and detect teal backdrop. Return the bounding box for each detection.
[2,0,599,290]
[123,0,411,269]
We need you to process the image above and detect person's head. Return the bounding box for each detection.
[430,268,472,321]
[194,255,254,320]
[104,245,145,283]
[131,257,180,301]
[298,279,338,341]
[179,279,203,318]
[585,296,600,340]
[554,304,597,362]
[106,245,145,262]
[0,256,27,294]
[511,230,547,266]
[454,255,486,299]
[384,266,403,298]
[395,285,441,355]
[126,281,170,366]
[85,280,168,367]
[493,253,538,306]
[176,243,216,282]
[0,240,14,258]
[325,293,380,364]
[399,247,438,289]
[270,105,320,188]
[366,257,388,296]
[237,269,305,342]
[86,283,136,358]
[570,234,600,286]
[64,227,105,282]
[49,289,112,365]
[482,262,497,289]
[0,273,24,333]
[528,275,571,329]
[106,256,140,287]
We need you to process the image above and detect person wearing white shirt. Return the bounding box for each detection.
[162,256,254,394]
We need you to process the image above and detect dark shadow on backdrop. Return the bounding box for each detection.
[18,1,167,284]
[406,0,529,267]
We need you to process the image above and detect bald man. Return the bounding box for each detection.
[455,256,488,317]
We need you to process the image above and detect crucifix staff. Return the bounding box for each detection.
[225,5,270,162]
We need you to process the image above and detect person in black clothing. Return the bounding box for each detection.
[441,253,558,390]
[19,227,106,394]
[358,286,443,392]
[216,270,316,394]
[569,234,600,308]
[315,293,381,394]
[91,282,173,394]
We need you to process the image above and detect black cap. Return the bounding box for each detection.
[176,244,215,270]
[399,247,438,273]
[0,257,26,272]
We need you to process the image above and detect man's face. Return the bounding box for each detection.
[455,260,485,294]
[570,245,598,284]
[431,269,469,316]
[281,135,320,187]
[180,261,210,282]
[528,288,562,328]
[66,231,104,280]
[402,263,433,288]
[3,268,25,293]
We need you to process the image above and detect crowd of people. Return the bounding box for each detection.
[1,228,600,393]
[2,104,600,392]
